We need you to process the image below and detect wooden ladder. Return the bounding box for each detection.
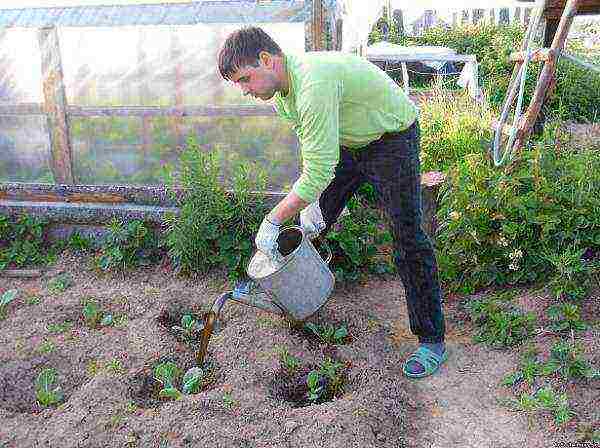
[494,0,581,153]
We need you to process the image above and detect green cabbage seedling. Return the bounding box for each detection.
[0,289,18,319]
[35,368,63,407]
[154,362,183,400]
[182,367,204,394]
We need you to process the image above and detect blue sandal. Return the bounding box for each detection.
[402,346,448,379]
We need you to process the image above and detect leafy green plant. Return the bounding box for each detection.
[546,303,588,333]
[306,358,345,403]
[512,386,575,427]
[544,247,596,301]
[83,300,103,328]
[304,322,349,345]
[35,368,63,407]
[543,341,593,381]
[95,218,160,271]
[106,359,125,375]
[47,273,73,294]
[437,132,600,295]
[46,321,73,334]
[163,138,269,280]
[0,289,18,319]
[67,231,93,252]
[325,184,395,283]
[182,367,204,395]
[0,214,52,270]
[467,297,536,348]
[172,314,202,342]
[154,361,182,401]
[278,348,301,374]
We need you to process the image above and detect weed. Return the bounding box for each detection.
[163,139,269,280]
[46,321,73,334]
[106,358,125,375]
[26,295,41,305]
[546,303,588,333]
[467,297,536,348]
[67,231,93,252]
[83,300,103,328]
[543,341,593,381]
[278,348,301,375]
[47,273,73,294]
[35,368,63,407]
[36,340,56,355]
[0,289,18,320]
[86,360,101,377]
[0,214,52,270]
[304,322,349,345]
[95,218,160,271]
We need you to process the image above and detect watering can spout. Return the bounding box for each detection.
[231,279,286,316]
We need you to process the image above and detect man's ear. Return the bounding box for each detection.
[258,50,273,68]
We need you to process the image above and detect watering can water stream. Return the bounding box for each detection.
[196,226,335,365]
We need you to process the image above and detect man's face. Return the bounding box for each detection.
[230,60,280,101]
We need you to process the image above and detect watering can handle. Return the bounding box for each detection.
[318,240,333,265]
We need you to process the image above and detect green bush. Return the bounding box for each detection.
[419,88,494,173]
[324,184,395,283]
[0,214,53,269]
[436,125,600,294]
[163,137,270,279]
[95,218,161,271]
[369,19,600,123]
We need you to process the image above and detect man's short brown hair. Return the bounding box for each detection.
[217,27,283,80]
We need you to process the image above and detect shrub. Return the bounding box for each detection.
[436,130,600,294]
[0,214,52,269]
[95,218,161,271]
[163,137,270,280]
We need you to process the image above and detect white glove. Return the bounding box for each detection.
[300,201,326,239]
[255,216,281,260]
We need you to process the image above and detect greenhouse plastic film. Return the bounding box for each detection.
[0,1,341,189]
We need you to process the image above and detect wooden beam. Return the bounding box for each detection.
[38,26,74,185]
[544,0,600,18]
[515,0,581,149]
[311,0,324,51]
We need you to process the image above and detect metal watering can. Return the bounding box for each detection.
[196,226,335,365]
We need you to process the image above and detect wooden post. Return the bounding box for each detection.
[38,27,74,185]
[171,30,185,148]
[515,0,581,149]
[311,0,324,51]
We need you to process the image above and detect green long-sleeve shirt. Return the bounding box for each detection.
[273,51,418,203]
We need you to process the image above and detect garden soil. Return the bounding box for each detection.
[1,252,598,447]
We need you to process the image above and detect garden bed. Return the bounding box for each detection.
[0,252,598,447]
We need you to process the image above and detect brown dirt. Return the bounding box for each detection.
[0,252,598,447]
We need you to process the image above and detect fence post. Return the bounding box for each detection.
[311,0,324,51]
[38,26,74,185]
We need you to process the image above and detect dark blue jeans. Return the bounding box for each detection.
[319,121,445,343]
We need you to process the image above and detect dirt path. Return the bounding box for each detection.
[0,255,592,447]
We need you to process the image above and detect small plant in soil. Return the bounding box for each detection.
[278,348,301,375]
[106,359,126,375]
[35,368,63,408]
[543,341,594,381]
[46,321,73,334]
[546,303,588,333]
[0,289,18,320]
[467,297,536,348]
[172,314,203,342]
[82,299,113,328]
[47,273,74,294]
[154,361,183,400]
[306,358,346,403]
[304,322,349,345]
[512,386,575,428]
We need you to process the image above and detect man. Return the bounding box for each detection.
[217,27,446,378]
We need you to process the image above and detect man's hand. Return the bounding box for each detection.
[255,215,281,259]
[300,201,326,239]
